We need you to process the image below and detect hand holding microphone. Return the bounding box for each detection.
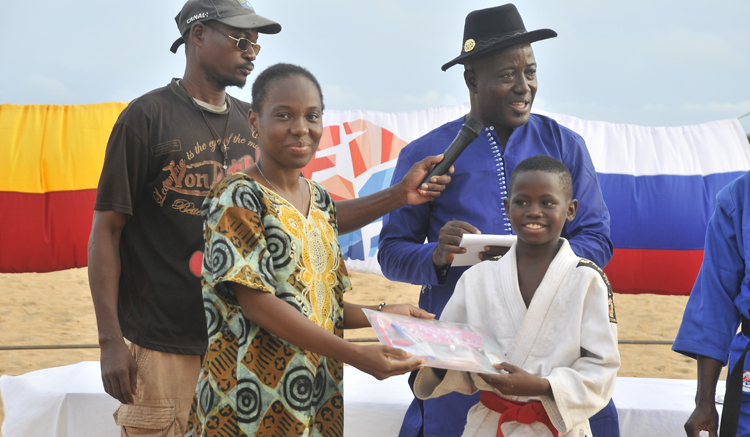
[420,118,484,188]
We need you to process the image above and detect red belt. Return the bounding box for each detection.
[479,391,559,437]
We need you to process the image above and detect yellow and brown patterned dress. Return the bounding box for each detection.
[185,174,350,437]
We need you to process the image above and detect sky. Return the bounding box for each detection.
[3,0,750,133]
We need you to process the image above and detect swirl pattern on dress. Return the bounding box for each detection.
[188,175,350,436]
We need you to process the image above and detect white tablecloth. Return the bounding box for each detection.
[614,376,724,436]
[0,361,724,437]
[0,362,119,437]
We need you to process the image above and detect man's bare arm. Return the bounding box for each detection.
[684,355,723,437]
[88,210,137,404]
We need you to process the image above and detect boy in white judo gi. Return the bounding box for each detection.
[413,155,620,436]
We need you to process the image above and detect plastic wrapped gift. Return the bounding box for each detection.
[364,309,505,374]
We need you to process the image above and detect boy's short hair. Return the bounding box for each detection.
[509,155,574,199]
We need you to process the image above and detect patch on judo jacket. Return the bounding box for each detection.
[577,258,616,324]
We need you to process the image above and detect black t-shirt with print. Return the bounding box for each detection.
[94,79,256,355]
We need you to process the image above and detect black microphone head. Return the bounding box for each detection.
[463,118,484,137]
[419,117,484,187]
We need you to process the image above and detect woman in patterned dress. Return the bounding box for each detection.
[185,63,452,437]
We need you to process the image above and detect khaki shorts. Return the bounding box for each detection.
[112,343,202,437]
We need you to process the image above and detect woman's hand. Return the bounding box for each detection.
[398,155,453,205]
[381,304,435,320]
[234,285,424,381]
[343,301,434,329]
[348,344,425,380]
[335,154,453,235]
[478,363,552,397]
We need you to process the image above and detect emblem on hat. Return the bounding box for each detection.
[238,0,255,9]
[463,39,476,53]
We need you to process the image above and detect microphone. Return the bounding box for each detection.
[420,117,484,188]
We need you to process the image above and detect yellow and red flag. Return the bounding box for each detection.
[0,103,127,272]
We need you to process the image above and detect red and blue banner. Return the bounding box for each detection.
[537,110,750,294]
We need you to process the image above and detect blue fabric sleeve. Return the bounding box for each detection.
[378,147,443,286]
[561,133,614,268]
[673,190,743,364]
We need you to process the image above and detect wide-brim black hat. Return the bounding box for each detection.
[442,4,557,71]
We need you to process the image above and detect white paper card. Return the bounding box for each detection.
[452,234,517,267]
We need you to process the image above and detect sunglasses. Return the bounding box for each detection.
[205,24,261,55]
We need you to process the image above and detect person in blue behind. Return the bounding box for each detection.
[377,4,617,437]
[673,170,750,437]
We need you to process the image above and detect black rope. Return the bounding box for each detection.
[0,338,675,350]
[618,340,674,345]
[0,344,100,351]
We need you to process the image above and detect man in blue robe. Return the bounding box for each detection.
[378,4,617,436]
[673,170,750,436]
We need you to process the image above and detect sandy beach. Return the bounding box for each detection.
[0,267,711,433]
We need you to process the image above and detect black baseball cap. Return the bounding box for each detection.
[171,0,281,53]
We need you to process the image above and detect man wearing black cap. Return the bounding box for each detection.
[378,4,618,437]
[88,1,280,435]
